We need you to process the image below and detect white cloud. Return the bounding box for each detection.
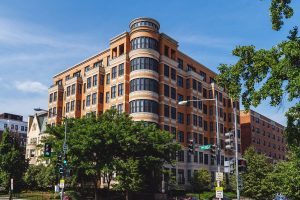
[15,81,48,93]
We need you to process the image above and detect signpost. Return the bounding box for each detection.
[216,187,223,198]
[199,144,211,150]
[216,172,223,182]
[59,179,65,189]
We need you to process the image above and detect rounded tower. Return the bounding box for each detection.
[128,17,160,123]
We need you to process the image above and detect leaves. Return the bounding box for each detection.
[44,109,180,194]
[191,169,211,193]
[269,0,294,31]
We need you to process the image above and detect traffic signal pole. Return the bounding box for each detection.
[215,97,221,200]
[60,119,67,200]
[234,107,240,200]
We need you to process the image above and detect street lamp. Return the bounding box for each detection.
[34,107,67,200]
[178,97,221,198]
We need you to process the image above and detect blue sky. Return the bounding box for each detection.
[0,0,299,125]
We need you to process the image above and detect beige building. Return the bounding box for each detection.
[26,111,49,165]
[47,17,241,186]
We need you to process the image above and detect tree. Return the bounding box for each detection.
[240,147,274,200]
[191,169,211,195]
[266,148,300,199]
[0,129,28,197]
[216,0,299,152]
[44,109,180,200]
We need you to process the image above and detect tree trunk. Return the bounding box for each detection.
[94,181,99,200]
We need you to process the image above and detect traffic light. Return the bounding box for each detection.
[225,131,234,150]
[238,158,247,173]
[57,153,62,163]
[210,144,217,159]
[59,166,64,175]
[44,143,52,157]
[63,154,68,166]
[188,139,194,154]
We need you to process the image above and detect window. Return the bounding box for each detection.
[198,116,203,127]
[130,57,159,72]
[130,78,159,93]
[171,68,176,80]
[198,101,202,110]
[178,131,184,142]
[106,92,110,103]
[186,79,190,89]
[87,77,92,89]
[92,93,97,105]
[71,84,75,95]
[93,75,97,86]
[193,96,197,108]
[112,67,117,79]
[49,93,53,103]
[177,75,183,87]
[164,105,169,118]
[198,82,202,92]
[171,87,176,100]
[66,102,70,112]
[192,79,197,90]
[164,84,169,97]
[178,58,183,70]
[171,107,176,120]
[129,99,159,114]
[67,86,70,96]
[111,86,116,99]
[193,114,198,126]
[86,95,91,106]
[118,83,124,96]
[164,65,169,77]
[69,101,74,111]
[117,104,123,113]
[106,73,110,84]
[118,63,124,76]
[94,60,102,68]
[21,126,24,131]
[178,94,183,102]
[200,71,207,82]
[178,112,184,124]
[131,37,158,50]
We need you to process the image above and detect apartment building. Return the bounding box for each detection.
[48,17,241,186]
[25,111,48,165]
[0,113,27,147]
[240,109,286,161]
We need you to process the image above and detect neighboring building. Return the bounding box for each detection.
[47,17,241,186]
[25,111,48,165]
[0,113,27,147]
[240,109,286,161]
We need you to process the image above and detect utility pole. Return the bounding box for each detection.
[215,96,221,200]
[61,119,67,200]
[234,107,240,200]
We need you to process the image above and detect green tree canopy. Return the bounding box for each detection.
[0,129,28,193]
[44,109,180,199]
[191,168,211,193]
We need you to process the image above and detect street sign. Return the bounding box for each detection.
[10,179,13,191]
[224,161,230,173]
[216,172,223,181]
[216,187,223,198]
[224,161,230,167]
[200,144,211,150]
[59,179,65,189]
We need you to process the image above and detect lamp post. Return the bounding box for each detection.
[178,97,221,199]
[233,107,240,200]
[34,108,67,200]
